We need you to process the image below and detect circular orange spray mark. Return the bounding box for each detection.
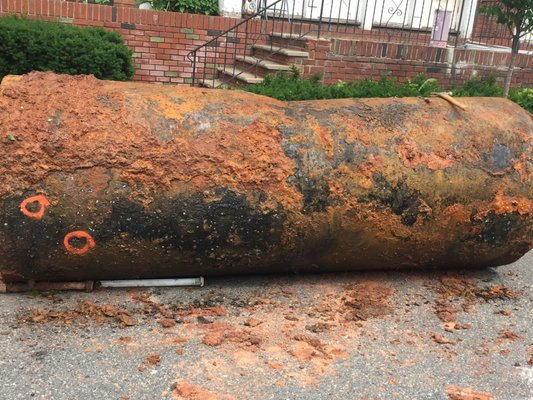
[20,195,50,220]
[63,231,96,255]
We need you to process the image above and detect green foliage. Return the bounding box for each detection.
[509,88,533,113]
[451,76,503,97]
[0,15,134,81]
[151,0,218,15]
[243,68,441,101]
[242,72,531,113]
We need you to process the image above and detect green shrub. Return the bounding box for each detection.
[244,67,327,100]
[509,88,533,113]
[243,67,441,101]
[0,15,134,81]
[151,0,218,15]
[243,67,533,114]
[451,75,503,97]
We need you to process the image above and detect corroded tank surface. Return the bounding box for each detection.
[0,72,531,282]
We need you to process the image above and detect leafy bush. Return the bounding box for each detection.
[451,75,503,97]
[243,72,531,113]
[509,88,533,113]
[0,16,134,81]
[243,66,441,101]
[151,0,218,15]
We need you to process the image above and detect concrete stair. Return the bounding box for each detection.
[198,78,230,89]
[199,31,311,89]
[251,44,309,57]
[217,66,264,84]
[235,56,291,71]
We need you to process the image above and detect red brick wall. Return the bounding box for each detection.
[1,0,532,88]
[301,38,533,88]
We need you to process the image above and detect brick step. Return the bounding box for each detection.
[198,78,230,89]
[235,55,290,71]
[234,56,290,78]
[217,66,264,84]
[252,44,309,58]
[268,32,311,50]
[252,48,308,65]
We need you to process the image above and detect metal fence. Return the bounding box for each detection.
[189,0,532,87]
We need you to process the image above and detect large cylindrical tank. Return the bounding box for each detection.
[0,72,531,282]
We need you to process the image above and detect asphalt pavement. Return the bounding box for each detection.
[1,250,532,400]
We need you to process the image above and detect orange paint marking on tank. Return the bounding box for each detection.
[20,195,50,220]
[63,231,96,255]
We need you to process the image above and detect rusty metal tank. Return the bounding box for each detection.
[0,72,531,283]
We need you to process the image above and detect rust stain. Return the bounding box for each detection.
[443,191,532,225]
[513,153,532,183]
[20,194,50,219]
[397,138,455,170]
[306,114,335,159]
[0,72,302,210]
[442,204,471,226]
[334,114,371,146]
[485,190,532,216]
[356,153,384,189]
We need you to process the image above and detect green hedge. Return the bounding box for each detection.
[243,68,532,113]
[509,88,533,113]
[451,75,503,97]
[0,16,134,81]
[243,67,441,101]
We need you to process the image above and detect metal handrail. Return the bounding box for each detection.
[187,0,287,86]
[186,0,504,88]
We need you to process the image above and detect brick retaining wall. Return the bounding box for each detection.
[305,38,533,87]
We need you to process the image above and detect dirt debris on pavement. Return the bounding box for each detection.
[5,258,531,399]
[432,333,456,345]
[497,331,524,341]
[429,275,477,323]
[16,279,398,388]
[475,286,516,301]
[138,353,161,372]
[445,385,495,400]
[171,381,236,400]
[27,300,135,328]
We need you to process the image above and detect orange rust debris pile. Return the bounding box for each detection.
[446,386,495,400]
[0,71,531,283]
[21,280,396,389]
[29,300,134,327]
[19,269,524,398]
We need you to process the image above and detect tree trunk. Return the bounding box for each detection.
[503,36,521,98]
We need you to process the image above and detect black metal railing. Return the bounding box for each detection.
[187,0,532,87]
[187,0,314,88]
